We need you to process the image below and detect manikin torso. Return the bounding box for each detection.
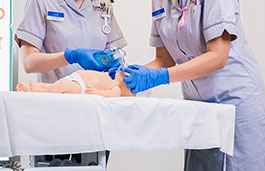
[76,70,134,96]
[77,70,117,90]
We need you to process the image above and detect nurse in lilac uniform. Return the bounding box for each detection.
[15,0,126,165]
[15,0,127,83]
[121,0,265,170]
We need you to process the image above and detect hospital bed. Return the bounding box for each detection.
[0,91,235,170]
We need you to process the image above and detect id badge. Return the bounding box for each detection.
[152,8,166,21]
[47,11,64,22]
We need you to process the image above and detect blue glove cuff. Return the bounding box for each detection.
[159,68,170,85]
[64,48,75,64]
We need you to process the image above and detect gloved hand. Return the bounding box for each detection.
[108,60,121,79]
[64,48,108,71]
[120,65,169,94]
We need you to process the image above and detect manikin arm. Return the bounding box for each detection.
[85,86,121,98]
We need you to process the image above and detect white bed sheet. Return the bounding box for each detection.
[0,91,235,157]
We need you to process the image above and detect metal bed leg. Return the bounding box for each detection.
[98,151,106,170]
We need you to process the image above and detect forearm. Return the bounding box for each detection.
[169,31,231,83]
[145,47,176,69]
[21,40,69,73]
[22,51,68,73]
[145,58,167,69]
[168,51,226,82]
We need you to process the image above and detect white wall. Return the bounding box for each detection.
[13,0,36,86]
[13,0,265,170]
[240,0,265,82]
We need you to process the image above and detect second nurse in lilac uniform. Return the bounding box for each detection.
[121,0,265,170]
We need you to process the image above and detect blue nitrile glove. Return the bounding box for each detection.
[108,59,121,79]
[120,65,169,94]
[64,48,108,71]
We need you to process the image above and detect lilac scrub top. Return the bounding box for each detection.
[15,0,127,83]
[150,0,265,170]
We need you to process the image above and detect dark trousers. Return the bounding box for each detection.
[45,151,110,165]
[184,148,225,171]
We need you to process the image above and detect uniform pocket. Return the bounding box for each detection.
[211,76,265,122]
[211,76,257,106]
[45,20,67,52]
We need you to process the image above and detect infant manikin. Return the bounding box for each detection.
[16,70,135,98]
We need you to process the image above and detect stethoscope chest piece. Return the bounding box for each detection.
[101,11,111,34]
[102,22,112,34]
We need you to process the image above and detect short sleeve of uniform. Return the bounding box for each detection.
[150,20,165,47]
[106,11,127,49]
[15,0,46,50]
[203,0,238,43]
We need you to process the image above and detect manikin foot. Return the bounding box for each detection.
[29,80,44,92]
[16,82,30,92]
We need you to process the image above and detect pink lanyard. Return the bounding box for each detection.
[178,6,188,29]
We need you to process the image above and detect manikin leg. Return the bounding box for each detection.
[85,86,121,97]
[16,80,81,94]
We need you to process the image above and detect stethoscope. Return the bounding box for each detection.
[157,0,189,30]
[178,0,200,29]
[177,0,201,29]
[92,0,114,35]
[177,0,191,30]
[178,6,187,29]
